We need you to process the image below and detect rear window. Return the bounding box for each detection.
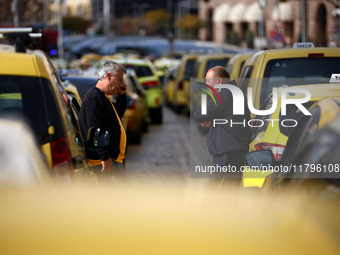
[261,57,340,103]
[183,59,196,81]
[124,64,153,77]
[64,76,97,100]
[0,75,64,144]
[204,59,230,75]
[279,101,314,137]
[227,64,233,75]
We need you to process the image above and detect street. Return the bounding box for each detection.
[125,106,192,181]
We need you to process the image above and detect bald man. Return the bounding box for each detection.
[193,66,251,186]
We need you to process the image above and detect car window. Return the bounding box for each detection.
[183,59,196,81]
[279,101,315,137]
[261,57,340,103]
[251,97,272,139]
[124,75,137,93]
[0,75,64,144]
[238,60,246,77]
[227,64,233,75]
[65,77,97,100]
[124,64,153,77]
[204,59,230,75]
[239,66,253,92]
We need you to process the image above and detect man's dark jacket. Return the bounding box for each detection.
[78,87,126,161]
[193,80,251,156]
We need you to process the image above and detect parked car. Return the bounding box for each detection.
[239,46,340,118]
[189,53,234,114]
[171,54,199,114]
[243,84,340,188]
[0,30,92,183]
[226,52,252,82]
[163,66,178,109]
[257,96,340,192]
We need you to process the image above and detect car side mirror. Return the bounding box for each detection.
[245,150,275,168]
[87,127,110,147]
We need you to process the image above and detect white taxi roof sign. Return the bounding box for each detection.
[329,74,340,83]
[293,42,314,48]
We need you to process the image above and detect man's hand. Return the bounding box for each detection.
[101,158,114,174]
[201,121,212,128]
[118,83,127,95]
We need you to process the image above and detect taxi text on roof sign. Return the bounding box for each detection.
[330,74,340,83]
[293,42,314,48]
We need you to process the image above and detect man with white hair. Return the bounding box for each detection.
[78,61,127,182]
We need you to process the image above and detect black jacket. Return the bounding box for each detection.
[193,80,251,156]
[78,87,126,161]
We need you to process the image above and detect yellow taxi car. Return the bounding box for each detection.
[243,83,340,188]
[164,66,178,108]
[259,96,340,192]
[103,56,163,123]
[0,29,92,183]
[238,46,340,118]
[189,53,234,114]
[63,80,82,108]
[171,54,199,114]
[80,53,102,70]
[122,68,148,144]
[226,52,252,82]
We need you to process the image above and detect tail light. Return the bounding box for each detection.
[177,81,183,90]
[127,99,137,109]
[308,53,324,58]
[142,80,159,89]
[51,136,72,178]
[254,142,285,161]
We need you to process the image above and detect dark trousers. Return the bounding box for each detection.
[209,150,246,188]
[92,160,126,184]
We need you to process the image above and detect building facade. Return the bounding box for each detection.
[198,0,340,48]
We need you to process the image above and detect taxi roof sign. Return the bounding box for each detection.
[293,42,314,48]
[329,74,340,83]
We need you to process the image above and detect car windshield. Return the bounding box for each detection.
[261,57,340,102]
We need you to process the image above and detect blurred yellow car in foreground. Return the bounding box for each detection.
[1,181,340,254]
[0,118,52,186]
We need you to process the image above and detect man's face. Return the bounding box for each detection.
[106,70,124,95]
